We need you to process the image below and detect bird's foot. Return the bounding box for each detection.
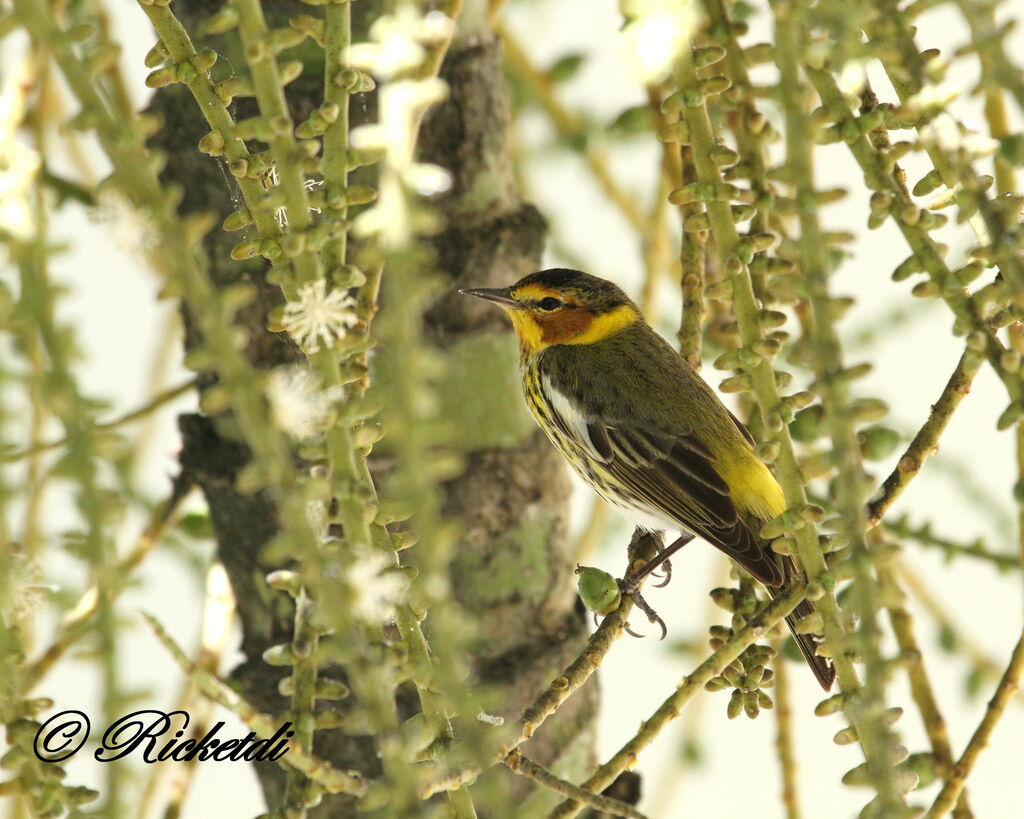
[616,578,667,640]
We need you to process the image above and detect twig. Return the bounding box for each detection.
[135,565,235,819]
[896,562,1013,689]
[2,378,198,462]
[24,471,194,690]
[143,613,368,798]
[498,26,646,232]
[548,581,808,818]
[806,67,1024,412]
[421,533,661,799]
[926,629,1024,818]
[885,516,1018,572]
[879,566,972,817]
[868,350,982,526]
[868,0,1024,290]
[772,639,802,819]
[504,751,646,819]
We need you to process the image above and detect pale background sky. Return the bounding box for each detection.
[17,0,1024,817]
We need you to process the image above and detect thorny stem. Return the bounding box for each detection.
[699,0,781,299]
[778,6,916,811]
[649,82,705,369]
[144,1,476,812]
[673,37,901,806]
[282,589,319,816]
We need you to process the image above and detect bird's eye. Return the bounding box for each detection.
[538,297,562,311]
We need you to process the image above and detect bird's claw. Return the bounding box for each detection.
[651,558,672,589]
[616,579,668,640]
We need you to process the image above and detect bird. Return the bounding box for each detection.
[460,268,835,690]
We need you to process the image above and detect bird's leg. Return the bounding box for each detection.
[621,532,695,593]
[616,533,694,640]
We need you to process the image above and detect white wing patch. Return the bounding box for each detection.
[542,375,612,464]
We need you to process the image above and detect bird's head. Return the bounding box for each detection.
[460,268,639,355]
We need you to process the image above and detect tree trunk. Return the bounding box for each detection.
[148,2,595,814]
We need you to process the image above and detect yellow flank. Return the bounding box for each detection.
[562,304,638,345]
[717,451,787,523]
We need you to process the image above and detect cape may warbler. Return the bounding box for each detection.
[461,268,834,690]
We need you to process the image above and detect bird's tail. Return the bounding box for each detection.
[768,558,835,690]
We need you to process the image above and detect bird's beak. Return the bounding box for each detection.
[458,287,520,308]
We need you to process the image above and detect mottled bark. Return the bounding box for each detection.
[147,2,593,815]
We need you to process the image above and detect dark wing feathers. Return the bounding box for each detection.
[600,423,785,587]
[585,420,613,462]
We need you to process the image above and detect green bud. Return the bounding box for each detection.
[709,587,737,611]
[699,75,732,97]
[265,569,301,595]
[547,52,585,82]
[814,691,851,717]
[609,104,654,136]
[755,440,780,464]
[710,145,739,168]
[903,752,938,789]
[851,397,889,422]
[193,49,218,72]
[222,207,254,231]
[858,425,902,460]
[144,41,168,68]
[693,45,727,67]
[891,255,923,282]
[262,643,297,666]
[145,66,177,88]
[833,725,858,745]
[719,373,752,394]
[793,611,824,634]
[757,309,787,330]
[197,130,226,156]
[230,239,259,260]
[203,5,240,35]
[997,402,1024,431]
[769,537,798,556]
[576,566,621,615]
